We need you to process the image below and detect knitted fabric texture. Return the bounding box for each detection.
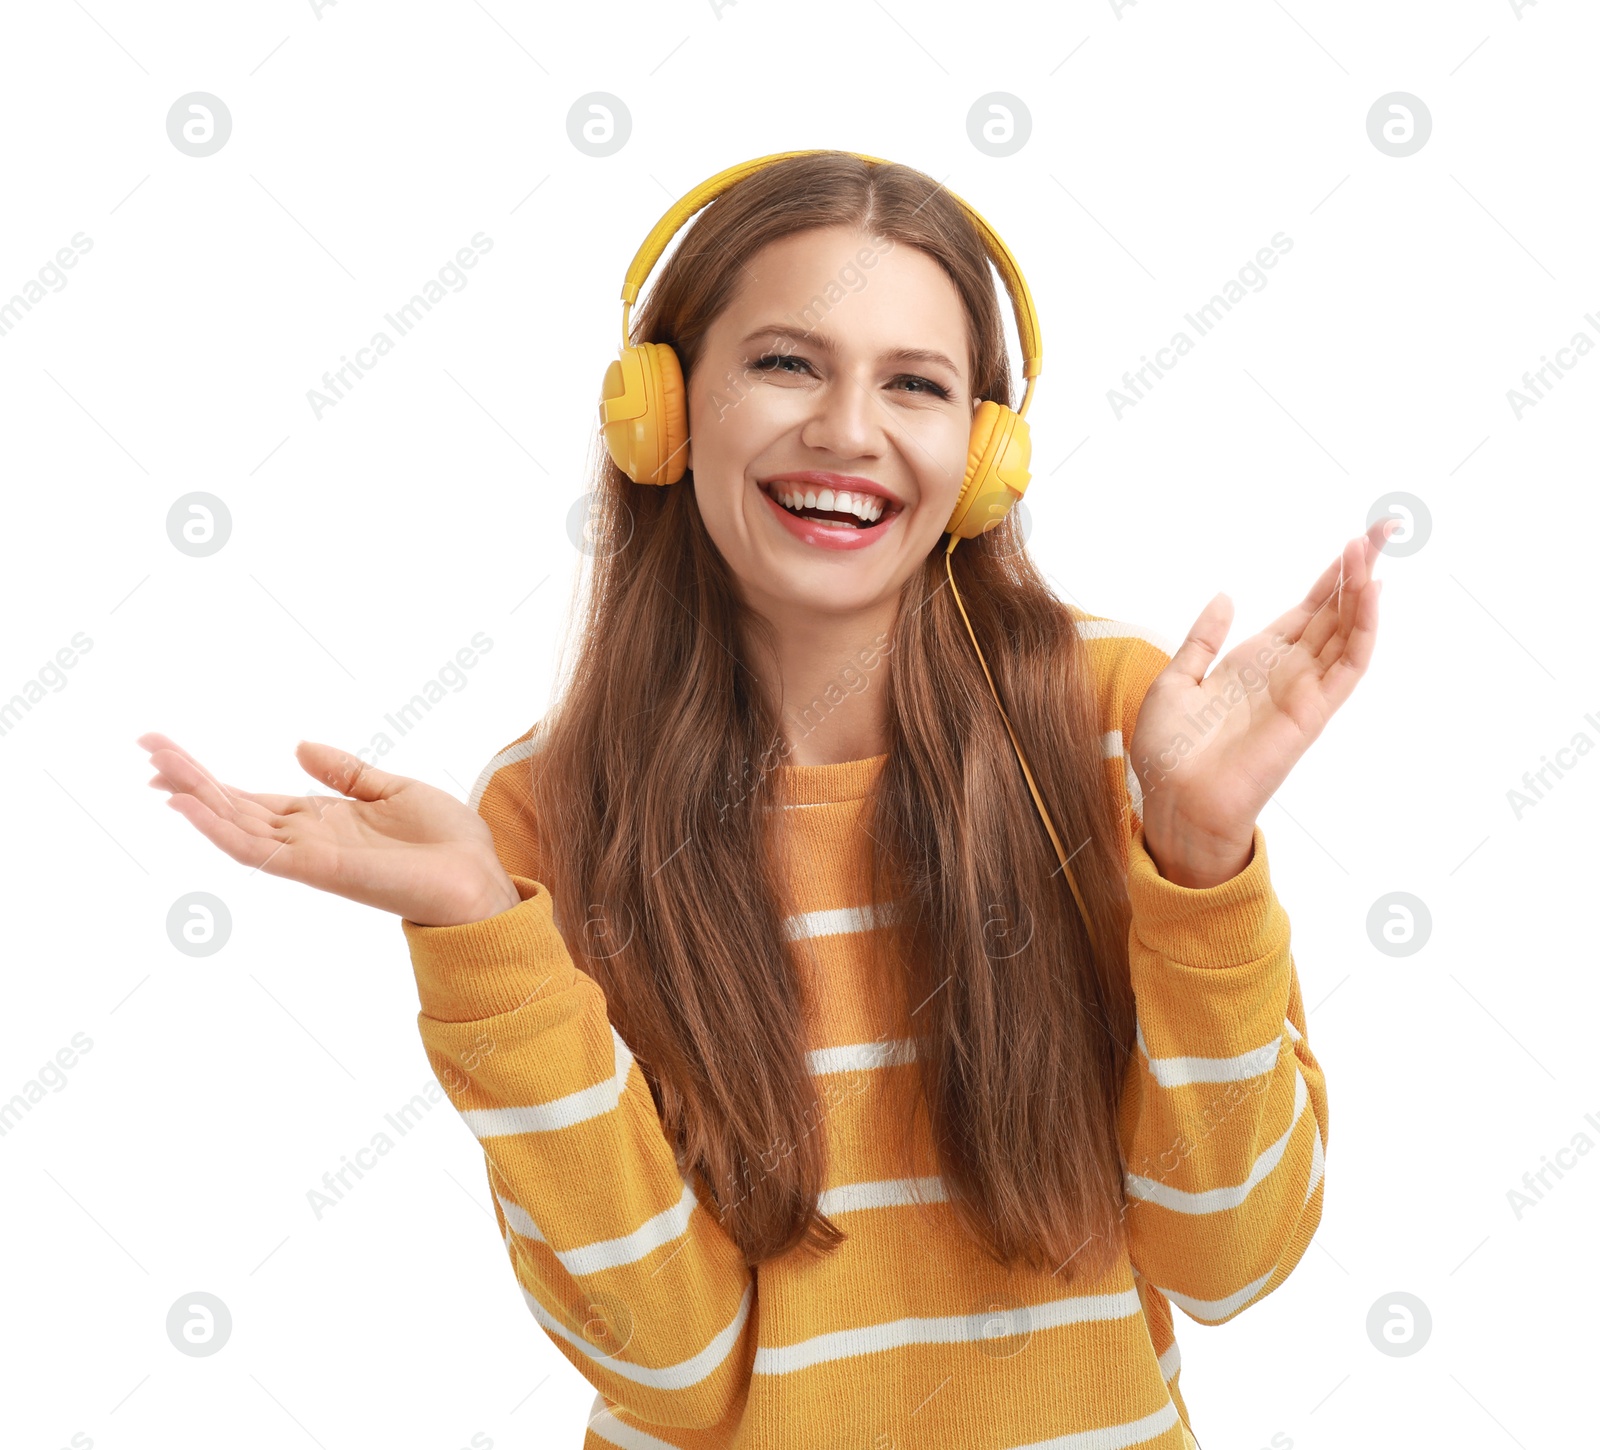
[399,610,1327,1449]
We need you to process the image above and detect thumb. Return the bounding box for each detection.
[1167,592,1234,685]
[294,740,400,802]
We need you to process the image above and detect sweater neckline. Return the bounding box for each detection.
[775,752,887,806]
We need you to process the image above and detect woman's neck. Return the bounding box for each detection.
[743,608,897,768]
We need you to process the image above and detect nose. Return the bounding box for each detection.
[798,370,885,462]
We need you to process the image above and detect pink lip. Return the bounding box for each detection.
[761,470,902,507]
[756,479,902,551]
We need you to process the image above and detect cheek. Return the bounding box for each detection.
[919,417,978,505]
[689,383,772,471]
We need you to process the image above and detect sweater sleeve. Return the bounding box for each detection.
[399,788,757,1429]
[1101,628,1329,1326]
[1116,825,1328,1325]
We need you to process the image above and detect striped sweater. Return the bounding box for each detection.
[399,609,1329,1450]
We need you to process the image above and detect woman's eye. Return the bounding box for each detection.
[751,352,811,375]
[747,353,951,401]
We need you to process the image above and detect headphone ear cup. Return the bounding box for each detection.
[599,341,688,485]
[947,400,1033,540]
[651,342,689,484]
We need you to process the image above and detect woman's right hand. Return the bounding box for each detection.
[137,733,522,927]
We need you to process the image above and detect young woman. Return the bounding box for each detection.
[140,151,1390,1450]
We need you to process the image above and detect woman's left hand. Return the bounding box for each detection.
[1128,517,1396,888]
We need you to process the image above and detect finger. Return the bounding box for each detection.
[144,768,294,813]
[1336,535,1363,653]
[1301,533,1364,662]
[1166,593,1234,685]
[136,732,212,771]
[215,784,307,813]
[1260,547,1345,660]
[147,748,277,829]
[1329,520,1393,650]
[139,734,235,799]
[140,733,319,816]
[1319,576,1382,714]
[296,741,403,802]
[1322,528,1382,671]
[164,792,293,873]
[147,772,303,820]
[1318,566,1382,675]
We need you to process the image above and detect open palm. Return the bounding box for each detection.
[137,733,519,927]
[1128,517,1393,882]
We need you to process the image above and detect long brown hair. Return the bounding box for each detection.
[530,151,1137,1281]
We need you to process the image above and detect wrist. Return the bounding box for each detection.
[459,872,524,925]
[1140,814,1254,889]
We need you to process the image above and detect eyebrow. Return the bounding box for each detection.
[740,323,963,379]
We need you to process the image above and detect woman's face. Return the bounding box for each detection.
[684,225,980,626]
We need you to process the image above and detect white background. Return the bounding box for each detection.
[1,2,1594,1447]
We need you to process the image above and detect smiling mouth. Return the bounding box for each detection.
[758,480,900,530]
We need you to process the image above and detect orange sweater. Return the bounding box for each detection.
[400,608,1328,1449]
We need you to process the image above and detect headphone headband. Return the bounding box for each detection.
[618,150,1042,383]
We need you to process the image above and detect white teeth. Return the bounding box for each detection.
[767,483,887,525]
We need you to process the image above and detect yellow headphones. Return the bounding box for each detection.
[597,151,1101,961]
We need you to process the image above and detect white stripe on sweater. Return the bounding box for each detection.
[1006,1397,1179,1450]
[512,1250,754,1391]
[782,900,900,941]
[1073,617,1178,654]
[806,1037,916,1075]
[817,1175,947,1216]
[500,1168,945,1276]
[1124,1061,1310,1214]
[461,1024,633,1138]
[498,1179,702,1277]
[468,726,544,812]
[1101,729,1145,820]
[1145,1067,1327,1324]
[1135,1019,1285,1087]
[592,1360,1185,1450]
[587,1404,686,1450]
[1157,1268,1277,1327]
[753,1286,1143,1376]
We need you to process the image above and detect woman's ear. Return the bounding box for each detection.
[684,434,693,471]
